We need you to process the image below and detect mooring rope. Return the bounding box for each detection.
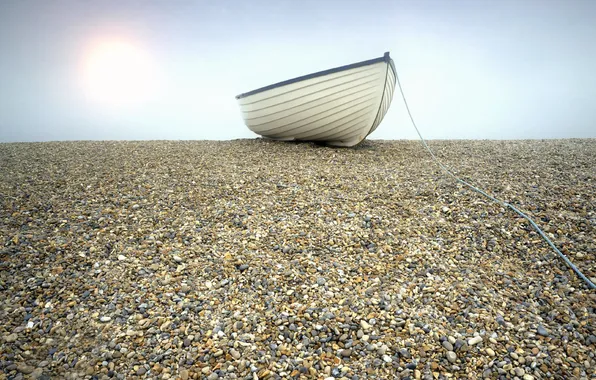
[393,65,595,290]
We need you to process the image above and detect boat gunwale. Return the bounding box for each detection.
[235,52,392,100]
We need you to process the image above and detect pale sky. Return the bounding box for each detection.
[0,0,595,142]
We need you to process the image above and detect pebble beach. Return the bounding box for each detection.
[0,138,594,380]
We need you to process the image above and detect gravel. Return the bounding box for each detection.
[0,139,595,379]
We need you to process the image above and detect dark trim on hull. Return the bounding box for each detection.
[236,52,393,100]
[365,61,391,139]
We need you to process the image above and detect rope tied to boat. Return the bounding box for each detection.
[393,65,596,290]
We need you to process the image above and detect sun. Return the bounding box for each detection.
[82,39,157,107]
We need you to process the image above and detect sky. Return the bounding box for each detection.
[0,0,595,142]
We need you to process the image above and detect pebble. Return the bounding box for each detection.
[99,316,111,323]
[179,369,189,380]
[17,364,35,374]
[486,348,495,357]
[360,320,372,330]
[238,264,249,272]
[537,325,549,337]
[442,340,453,351]
[30,368,44,379]
[446,351,457,363]
[468,336,483,346]
[514,367,525,376]
[4,333,18,343]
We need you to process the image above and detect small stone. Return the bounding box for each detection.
[213,349,223,357]
[537,325,549,337]
[514,368,525,376]
[468,336,483,346]
[399,348,411,359]
[316,277,327,286]
[382,354,392,363]
[486,348,495,357]
[99,316,111,323]
[454,339,465,350]
[173,255,182,262]
[30,368,44,379]
[117,255,126,261]
[207,373,219,380]
[4,333,18,343]
[360,320,371,330]
[180,369,189,380]
[17,364,35,374]
[230,349,241,360]
[442,341,453,351]
[523,375,535,380]
[446,351,457,363]
[136,367,146,375]
[238,264,249,272]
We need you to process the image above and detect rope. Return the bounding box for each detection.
[393,66,596,290]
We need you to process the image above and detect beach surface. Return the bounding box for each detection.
[1,139,594,379]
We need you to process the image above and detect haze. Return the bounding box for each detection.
[1,0,595,142]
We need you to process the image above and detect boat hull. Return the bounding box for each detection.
[236,52,397,147]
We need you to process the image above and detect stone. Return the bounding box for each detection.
[180,369,189,380]
[17,364,35,374]
[442,341,453,351]
[230,348,241,360]
[468,336,483,346]
[238,264,249,272]
[30,368,44,379]
[537,325,549,337]
[446,351,457,363]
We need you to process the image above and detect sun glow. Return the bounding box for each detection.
[82,39,157,107]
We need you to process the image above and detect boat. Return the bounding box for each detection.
[235,52,397,147]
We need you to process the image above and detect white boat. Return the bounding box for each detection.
[235,52,397,147]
